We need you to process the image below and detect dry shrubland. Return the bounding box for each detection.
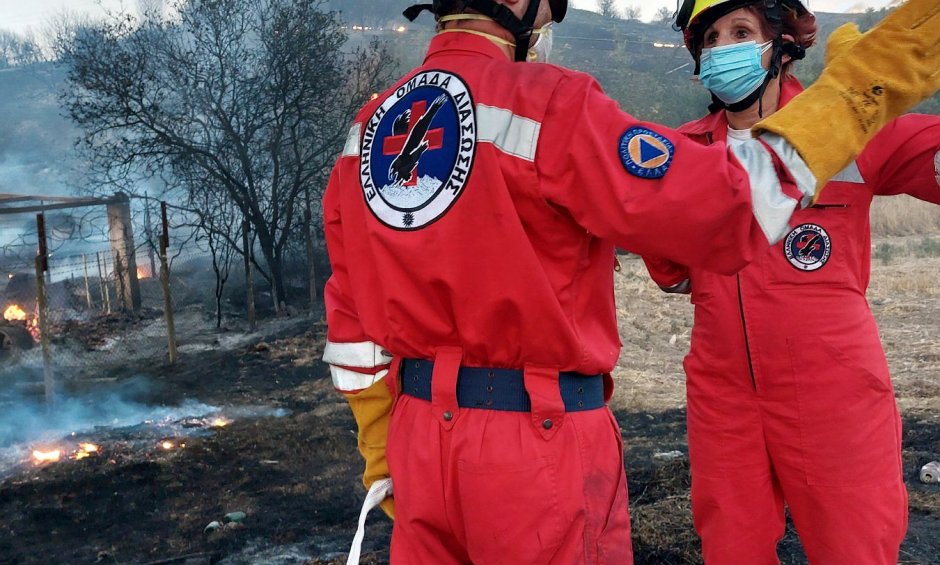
[871,194,940,237]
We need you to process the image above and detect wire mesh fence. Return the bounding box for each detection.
[0,196,299,388]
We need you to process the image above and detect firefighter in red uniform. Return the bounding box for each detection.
[643,1,940,563]
[322,0,939,562]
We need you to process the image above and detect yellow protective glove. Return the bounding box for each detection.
[754,0,940,196]
[824,23,862,65]
[343,378,395,519]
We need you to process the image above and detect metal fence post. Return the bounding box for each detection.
[159,202,178,363]
[96,252,111,314]
[82,253,94,309]
[34,214,54,407]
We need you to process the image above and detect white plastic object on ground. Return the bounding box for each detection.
[920,461,940,484]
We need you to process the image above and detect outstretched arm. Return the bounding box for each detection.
[323,156,396,519]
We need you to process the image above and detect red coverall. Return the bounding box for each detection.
[325,33,823,564]
[644,79,940,565]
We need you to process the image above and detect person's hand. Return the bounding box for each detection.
[343,377,395,519]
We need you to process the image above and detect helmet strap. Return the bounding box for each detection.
[404,0,542,62]
[466,0,541,61]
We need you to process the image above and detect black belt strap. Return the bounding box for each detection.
[400,359,605,412]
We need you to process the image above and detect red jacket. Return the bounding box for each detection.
[324,34,824,379]
[644,79,940,384]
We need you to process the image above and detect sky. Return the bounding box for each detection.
[0,0,897,35]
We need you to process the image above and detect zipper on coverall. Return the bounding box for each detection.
[736,274,758,390]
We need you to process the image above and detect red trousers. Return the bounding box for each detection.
[386,386,632,563]
[685,348,908,564]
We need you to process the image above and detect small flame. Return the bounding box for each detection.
[136,267,147,279]
[32,449,62,464]
[3,304,27,321]
[161,441,175,450]
[80,443,99,453]
[28,317,40,342]
[70,443,100,460]
[210,418,230,428]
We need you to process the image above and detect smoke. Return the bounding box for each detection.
[0,375,216,448]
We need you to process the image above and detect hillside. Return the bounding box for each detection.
[343,6,939,126]
[0,4,936,212]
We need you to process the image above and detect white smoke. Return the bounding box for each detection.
[0,376,217,449]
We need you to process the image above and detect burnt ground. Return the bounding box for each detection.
[0,239,938,565]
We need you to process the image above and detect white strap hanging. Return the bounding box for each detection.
[346,478,393,565]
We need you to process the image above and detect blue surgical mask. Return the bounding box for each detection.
[698,40,773,104]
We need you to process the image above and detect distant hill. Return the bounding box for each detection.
[340,6,939,125]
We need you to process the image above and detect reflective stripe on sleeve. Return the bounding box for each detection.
[343,123,362,157]
[330,366,388,393]
[830,161,864,184]
[477,104,541,161]
[323,341,392,368]
[756,133,817,207]
[731,138,808,245]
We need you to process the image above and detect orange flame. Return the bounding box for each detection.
[73,444,99,460]
[32,449,62,464]
[210,418,230,428]
[136,268,147,279]
[3,304,27,321]
[28,318,40,342]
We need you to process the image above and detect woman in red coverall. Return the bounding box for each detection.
[644,1,940,563]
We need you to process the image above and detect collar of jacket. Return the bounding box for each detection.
[678,77,805,144]
[424,31,513,64]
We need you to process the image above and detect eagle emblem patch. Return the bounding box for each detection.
[618,127,674,179]
[359,70,476,230]
[784,223,831,271]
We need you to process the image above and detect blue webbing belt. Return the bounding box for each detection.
[400,359,605,412]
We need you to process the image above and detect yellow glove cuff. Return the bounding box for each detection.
[344,377,395,519]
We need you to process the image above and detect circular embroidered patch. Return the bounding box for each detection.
[618,126,675,179]
[784,223,831,271]
[359,70,476,230]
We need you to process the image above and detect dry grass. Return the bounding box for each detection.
[611,260,691,413]
[611,236,940,415]
[871,195,940,237]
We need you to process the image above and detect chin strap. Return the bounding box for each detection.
[404,0,542,62]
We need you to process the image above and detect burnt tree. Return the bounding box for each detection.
[55,0,393,311]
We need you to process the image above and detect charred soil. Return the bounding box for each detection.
[0,244,937,564]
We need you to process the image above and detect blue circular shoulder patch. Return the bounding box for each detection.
[618,127,675,179]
